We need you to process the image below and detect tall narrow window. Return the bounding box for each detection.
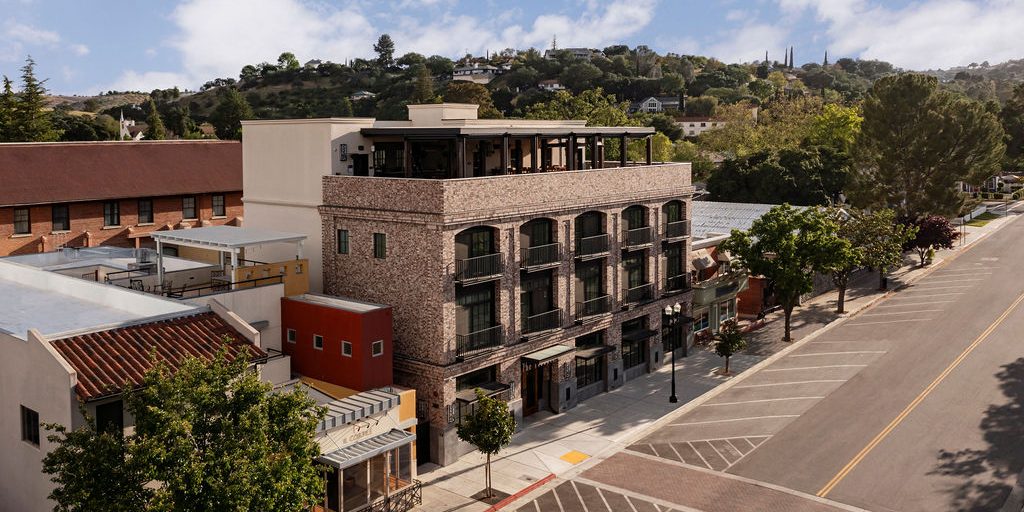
[13,207,30,234]
[211,194,225,217]
[20,405,39,446]
[51,204,69,231]
[373,233,386,259]
[95,400,124,433]
[182,196,197,219]
[313,334,324,350]
[103,201,120,227]
[137,199,153,224]
[337,229,349,254]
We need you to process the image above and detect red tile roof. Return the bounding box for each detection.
[0,140,241,207]
[50,311,266,402]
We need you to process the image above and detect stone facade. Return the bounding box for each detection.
[321,163,695,465]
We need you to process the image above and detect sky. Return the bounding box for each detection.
[1,0,1022,95]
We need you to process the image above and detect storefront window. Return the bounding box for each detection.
[693,310,710,332]
[576,357,604,388]
[719,299,736,323]
[342,460,369,511]
[622,339,646,369]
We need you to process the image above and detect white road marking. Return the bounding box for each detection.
[874,300,957,307]
[884,294,961,300]
[687,441,711,468]
[932,270,992,275]
[702,396,825,406]
[846,318,932,326]
[668,442,686,464]
[764,365,868,371]
[725,438,744,456]
[706,440,729,464]
[623,494,640,512]
[744,438,759,450]
[907,285,974,291]
[922,278,985,284]
[671,415,800,427]
[571,481,591,512]
[861,309,943,317]
[735,380,846,389]
[594,487,613,512]
[790,351,887,357]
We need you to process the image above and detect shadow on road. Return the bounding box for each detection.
[930,358,1024,511]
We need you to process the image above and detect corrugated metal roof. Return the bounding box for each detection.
[50,311,266,402]
[316,388,401,434]
[691,201,783,240]
[522,344,573,364]
[317,429,416,469]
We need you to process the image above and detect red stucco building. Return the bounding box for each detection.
[281,294,393,391]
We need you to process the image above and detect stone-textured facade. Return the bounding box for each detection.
[321,163,694,465]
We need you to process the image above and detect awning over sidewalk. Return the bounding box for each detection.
[621,328,659,343]
[317,429,416,469]
[317,388,402,434]
[522,344,574,365]
[575,345,615,360]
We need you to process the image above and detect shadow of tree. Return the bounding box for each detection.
[930,358,1024,511]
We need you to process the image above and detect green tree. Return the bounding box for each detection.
[42,411,152,512]
[443,81,502,118]
[747,79,776,102]
[1000,83,1024,169]
[853,208,916,290]
[144,99,166,140]
[672,140,715,181]
[42,347,325,512]
[850,73,1005,220]
[642,112,682,141]
[721,205,850,341]
[559,62,602,92]
[684,95,717,117]
[13,56,59,141]
[164,104,197,138]
[825,208,866,313]
[210,88,253,140]
[239,64,259,82]
[525,88,632,126]
[277,52,300,71]
[456,389,516,499]
[409,65,438,104]
[712,320,747,374]
[706,146,851,206]
[905,215,959,266]
[809,103,862,152]
[338,96,354,117]
[374,34,396,69]
[0,76,17,141]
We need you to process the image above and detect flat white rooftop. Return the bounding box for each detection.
[0,260,196,340]
[290,293,387,313]
[3,246,209,273]
[150,225,306,250]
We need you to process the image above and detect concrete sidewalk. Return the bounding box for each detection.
[414,211,1018,512]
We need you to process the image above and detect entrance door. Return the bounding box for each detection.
[522,362,546,416]
[352,154,369,176]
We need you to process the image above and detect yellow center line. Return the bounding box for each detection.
[817,290,1024,498]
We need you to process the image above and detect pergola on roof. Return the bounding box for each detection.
[359,126,656,138]
[150,225,306,250]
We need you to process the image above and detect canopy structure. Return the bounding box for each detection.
[522,344,574,365]
[317,429,416,470]
[149,225,306,286]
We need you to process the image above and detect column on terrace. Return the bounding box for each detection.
[590,135,599,170]
[645,135,653,165]
[500,134,510,174]
[619,134,628,168]
[403,138,412,177]
[596,135,605,169]
[456,136,467,178]
[566,133,576,170]
[531,135,539,172]
[514,139,523,173]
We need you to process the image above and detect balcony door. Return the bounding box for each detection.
[575,212,604,239]
[623,252,646,290]
[522,360,551,417]
[457,283,495,336]
[456,227,495,260]
[521,271,554,333]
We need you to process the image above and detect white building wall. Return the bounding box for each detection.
[0,329,77,512]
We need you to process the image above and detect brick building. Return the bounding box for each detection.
[0,140,242,256]
[242,104,695,465]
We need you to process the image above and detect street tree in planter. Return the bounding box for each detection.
[905,215,959,266]
[712,320,747,374]
[855,209,917,290]
[457,389,516,500]
[722,204,851,341]
[824,208,863,314]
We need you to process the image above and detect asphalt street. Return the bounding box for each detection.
[515,213,1024,512]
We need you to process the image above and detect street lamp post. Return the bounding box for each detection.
[665,302,683,403]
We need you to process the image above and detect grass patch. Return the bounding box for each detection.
[966,212,1000,227]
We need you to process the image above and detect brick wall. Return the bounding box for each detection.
[0,192,242,256]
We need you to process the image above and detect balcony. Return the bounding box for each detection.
[575,234,610,259]
[455,325,503,359]
[455,253,504,283]
[575,295,612,321]
[522,308,563,335]
[664,219,691,240]
[623,283,654,305]
[692,271,749,306]
[449,382,512,425]
[367,479,422,512]
[520,243,561,270]
[664,273,692,295]
[621,226,653,249]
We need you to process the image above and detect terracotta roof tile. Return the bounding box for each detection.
[50,311,266,402]
[0,140,241,206]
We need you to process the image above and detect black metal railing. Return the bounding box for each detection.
[665,219,691,239]
[575,295,612,320]
[624,283,654,304]
[522,308,562,334]
[664,273,692,293]
[455,253,504,282]
[455,325,503,358]
[622,226,653,248]
[575,234,610,257]
[520,243,561,269]
[368,480,422,512]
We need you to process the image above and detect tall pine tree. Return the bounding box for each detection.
[13,57,58,142]
[0,76,15,142]
[144,99,167,140]
[210,88,254,140]
[409,65,438,104]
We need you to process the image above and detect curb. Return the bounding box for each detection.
[485,473,555,512]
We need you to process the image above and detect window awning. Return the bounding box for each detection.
[317,388,402,434]
[717,250,732,262]
[317,429,416,469]
[575,345,615,359]
[621,328,659,343]
[522,344,574,365]
[692,249,715,270]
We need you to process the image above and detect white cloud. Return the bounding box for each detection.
[144,48,157,58]
[69,43,89,56]
[4,22,60,45]
[701,23,789,64]
[779,0,1024,69]
[104,70,192,93]
[725,9,749,22]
